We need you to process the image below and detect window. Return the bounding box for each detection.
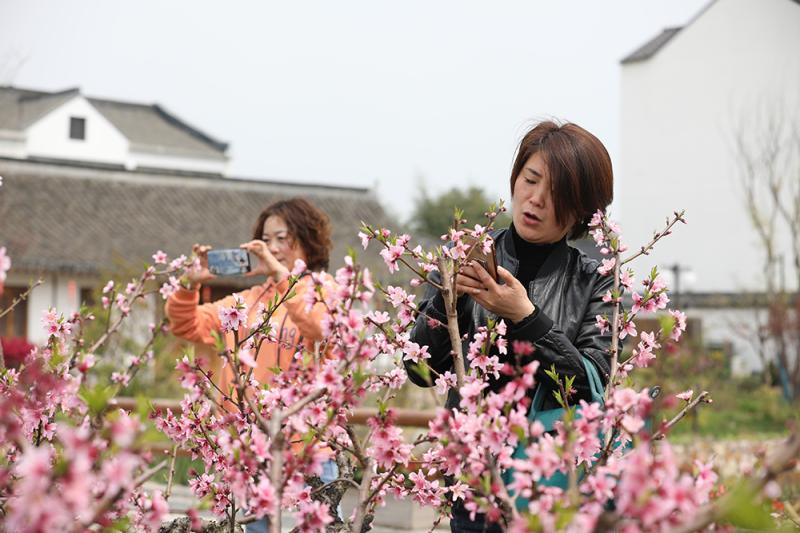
[80,287,96,308]
[0,286,28,339]
[69,116,86,140]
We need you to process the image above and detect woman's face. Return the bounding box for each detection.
[511,152,573,244]
[261,215,308,269]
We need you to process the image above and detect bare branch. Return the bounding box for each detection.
[652,391,711,440]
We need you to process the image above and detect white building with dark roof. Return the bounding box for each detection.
[0,86,389,346]
[0,86,230,175]
[617,0,800,374]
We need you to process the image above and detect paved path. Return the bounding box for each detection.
[149,482,449,532]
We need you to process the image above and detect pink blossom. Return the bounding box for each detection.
[589,210,605,228]
[291,258,307,276]
[159,276,181,299]
[620,269,635,290]
[434,371,457,395]
[218,293,248,332]
[358,231,371,250]
[590,228,605,246]
[101,452,139,495]
[595,315,610,335]
[115,293,130,315]
[367,310,390,324]
[111,372,130,387]
[612,388,639,411]
[169,254,188,270]
[597,257,616,276]
[669,309,687,341]
[621,414,645,434]
[141,490,169,531]
[511,340,534,356]
[110,410,141,447]
[295,500,333,533]
[77,353,96,373]
[675,390,693,401]
[152,250,168,264]
[238,348,257,369]
[402,341,430,363]
[450,481,470,501]
[102,280,115,294]
[618,318,637,340]
[386,285,411,308]
[631,292,643,314]
[379,244,404,273]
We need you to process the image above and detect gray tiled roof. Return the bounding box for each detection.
[0,158,391,283]
[0,86,227,158]
[620,27,683,64]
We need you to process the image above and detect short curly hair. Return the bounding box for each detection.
[251,197,332,272]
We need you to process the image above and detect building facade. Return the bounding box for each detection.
[0,86,389,347]
[618,0,800,373]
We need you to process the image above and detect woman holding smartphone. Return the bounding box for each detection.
[406,120,616,533]
[165,197,335,533]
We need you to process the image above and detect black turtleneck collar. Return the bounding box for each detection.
[509,224,564,286]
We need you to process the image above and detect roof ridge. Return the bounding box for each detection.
[18,87,80,103]
[0,155,370,193]
[152,104,229,153]
[620,0,718,65]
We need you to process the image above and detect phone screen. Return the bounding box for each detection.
[207,249,252,276]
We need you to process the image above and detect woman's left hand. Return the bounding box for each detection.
[457,263,535,324]
[240,240,290,282]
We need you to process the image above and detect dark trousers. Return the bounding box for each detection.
[450,501,505,533]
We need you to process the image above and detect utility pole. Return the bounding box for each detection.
[664,263,691,309]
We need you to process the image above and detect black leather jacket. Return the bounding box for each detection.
[406,227,614,410]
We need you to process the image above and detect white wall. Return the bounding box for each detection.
[618,0,800,293]
[23,274,88,344]
[25,95,130,165]
[128,149,229,175]
[0,130,26,159]
[689,307,771,375]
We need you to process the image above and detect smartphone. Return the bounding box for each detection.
[206,249,252,276]
[462,235,498,282]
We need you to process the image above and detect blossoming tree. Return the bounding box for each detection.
[1,196,798,532]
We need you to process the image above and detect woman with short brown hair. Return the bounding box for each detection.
[407,120,615,533]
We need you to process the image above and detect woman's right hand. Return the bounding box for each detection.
[186,243,216,289]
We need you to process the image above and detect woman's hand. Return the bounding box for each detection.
[187,244,217,290]
[240,240,290,282]
[456,262,535,323]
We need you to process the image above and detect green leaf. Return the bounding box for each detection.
[544,364,559,384]
[717,483,775,530]
[210,330,225,353]
[79,383,117,418]
[555,505,577,530]
[409,362,432,385]
[377,398,388,417]
[552,390,564,408]
[526,514,542,531]
[352,368,368,388]
[103,516,131,532]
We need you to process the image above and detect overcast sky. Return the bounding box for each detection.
[1,0,707,220]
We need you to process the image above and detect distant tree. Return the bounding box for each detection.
[409,184,510,239]
[733,100,800,400]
